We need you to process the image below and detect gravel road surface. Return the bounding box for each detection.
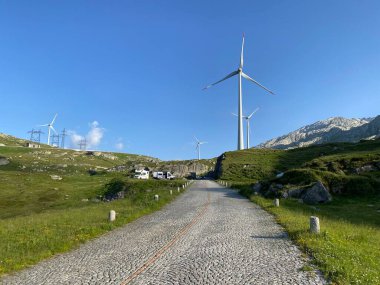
[1,180,325,285]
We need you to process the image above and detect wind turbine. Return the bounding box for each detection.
[38,114,58,145]
[195,136,207,160]
[203,34,274,150]
[232,107,259,149]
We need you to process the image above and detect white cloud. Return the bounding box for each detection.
[115,142,124,150]
[86,121,104,148]
[69,121,105,150]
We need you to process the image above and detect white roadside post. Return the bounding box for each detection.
[170,189,173,195]
[274,199,280,207]
[177,187,180,192]
[109,210,116,222]
[154,194,159,201]
[182,185,185,189]
[310,216,320,234]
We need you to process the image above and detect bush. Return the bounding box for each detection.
[345,176,376,195]
[103,178,128,199]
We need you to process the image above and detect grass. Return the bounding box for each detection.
[0,135,192,276]
[0,178,186,275]
[245,194,380,285]
[217,139,380,284]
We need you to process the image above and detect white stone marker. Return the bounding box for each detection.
[109,210,116,222]
[154,194,159,201]
[310,216,320,234]
[274,199,280,207]
[182,185,185,189]
[177,187,180,192]
[170,190,173,195]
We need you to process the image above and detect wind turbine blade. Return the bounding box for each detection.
[248,107,260,119]
[203,70,239,90]
[51,113,58,125]
[194,136,200,142]
[200,141,208,144]
[50,126,57,134]
[240,33,245,69]
[242,72,275,95]
[38,124,49,127]
[231,113,238,117]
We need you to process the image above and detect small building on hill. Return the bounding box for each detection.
[25,142,40,148]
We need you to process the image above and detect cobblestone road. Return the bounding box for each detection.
[1,180,325,285]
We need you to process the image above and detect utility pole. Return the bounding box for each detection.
[61,128,67,149]
[28,129,44,143]
[78,138,87,151]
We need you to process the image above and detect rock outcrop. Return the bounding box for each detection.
[300,181,332,204]
[0,157,9,166]
[258,116,380,150]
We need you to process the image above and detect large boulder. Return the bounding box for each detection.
[251,182,262,193]
[301,181,332,204]
[0,157,9,166]
[264,183,284,198]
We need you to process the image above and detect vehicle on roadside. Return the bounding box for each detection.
[152,171,175,180]
[134,169,150,179]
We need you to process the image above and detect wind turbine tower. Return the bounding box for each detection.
[232,107,259,149]
[195,137,207,160]
[203,34,275,150]
[39,114,58,145]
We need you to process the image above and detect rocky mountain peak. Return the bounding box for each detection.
[258,115,379,150]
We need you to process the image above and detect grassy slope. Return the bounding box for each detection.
[0,134,187,275]
[218,140,380,285]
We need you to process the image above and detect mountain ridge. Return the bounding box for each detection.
[258,115,380,149]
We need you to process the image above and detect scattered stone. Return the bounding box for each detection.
[251,182,262,193]
[288,188,303,198]
[50,175,63,180]
[276,172,284,178]
[0,157,10,166]
[154,194,159,201]
[355,164,376,174]
[81,198,89,202]
[266,183,284,198]
[301,181,332,205]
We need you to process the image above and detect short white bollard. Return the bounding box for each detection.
[182,185,185,189]
[154,194,159,201]
[274,199,280,207]
[109,210,116,222]
[310,216,320,234]
[177,187,180,192]
[170,190,173,195]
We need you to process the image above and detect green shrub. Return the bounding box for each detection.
[104,178,128,198]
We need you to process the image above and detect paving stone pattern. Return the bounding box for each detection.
[1,180,325,285]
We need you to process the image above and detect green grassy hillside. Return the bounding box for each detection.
[0,133,189,275]
[217,139,380,284]
[217,139,380,195]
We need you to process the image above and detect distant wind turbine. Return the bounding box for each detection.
[203,34,275,150]
[38,114,58,146]
[195,136,207,160]
[232,107,259,149]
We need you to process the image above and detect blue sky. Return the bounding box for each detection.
[1,1,379,160]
